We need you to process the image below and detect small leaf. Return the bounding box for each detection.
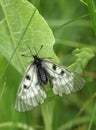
[69,48,95,73]
[0,0,58,74]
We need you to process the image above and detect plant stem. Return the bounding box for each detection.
[41,102,53,130]
[88,102,96,130]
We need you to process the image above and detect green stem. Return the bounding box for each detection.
[58,116,90,130]
[41,103,53,130]
[88,102,96,130]
[0,122,35,130]
[53,13,89,32]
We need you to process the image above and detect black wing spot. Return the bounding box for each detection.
[25,75,31,80]
[23,84,27,89]
[61,70,65,75]
[23,84,29,89]
[52,64,56,71]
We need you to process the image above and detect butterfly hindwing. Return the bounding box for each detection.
[15,64,47,112]
[42,59,85,96]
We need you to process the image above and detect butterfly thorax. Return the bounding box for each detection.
[33,55,48,84]
[33,55,42,65]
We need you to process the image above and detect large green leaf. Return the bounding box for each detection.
[0,0,58,75]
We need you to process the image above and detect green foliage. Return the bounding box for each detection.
[0,0,96,130]
[87,0,96,33]
[69,48,95,73]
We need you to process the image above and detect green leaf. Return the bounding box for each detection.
[87,0,96,33]
[69,48,95,73]
[0,0,58,75]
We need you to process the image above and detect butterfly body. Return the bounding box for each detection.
[15,54,85,112]
[33,55,48,84]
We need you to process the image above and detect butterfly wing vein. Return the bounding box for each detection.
[15,64,47,112]
[42,59,85,96]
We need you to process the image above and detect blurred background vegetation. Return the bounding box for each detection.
[0,0,96,130]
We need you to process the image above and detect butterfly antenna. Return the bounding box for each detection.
[26,44,33,56]
[34,45,43,56]
[37,45,43,55]
[34,46,38,55]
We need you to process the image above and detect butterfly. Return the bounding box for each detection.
[15,46,85,112]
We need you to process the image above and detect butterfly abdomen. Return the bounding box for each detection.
[37,65,48,84]
[33,56,48,85]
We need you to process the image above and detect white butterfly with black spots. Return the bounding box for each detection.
[15,55,85,112]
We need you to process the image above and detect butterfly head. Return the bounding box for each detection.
[33,55,39,60]
[33,55,42,65]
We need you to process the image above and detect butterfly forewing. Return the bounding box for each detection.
[15,64,47,112]
[42,59,85,96]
